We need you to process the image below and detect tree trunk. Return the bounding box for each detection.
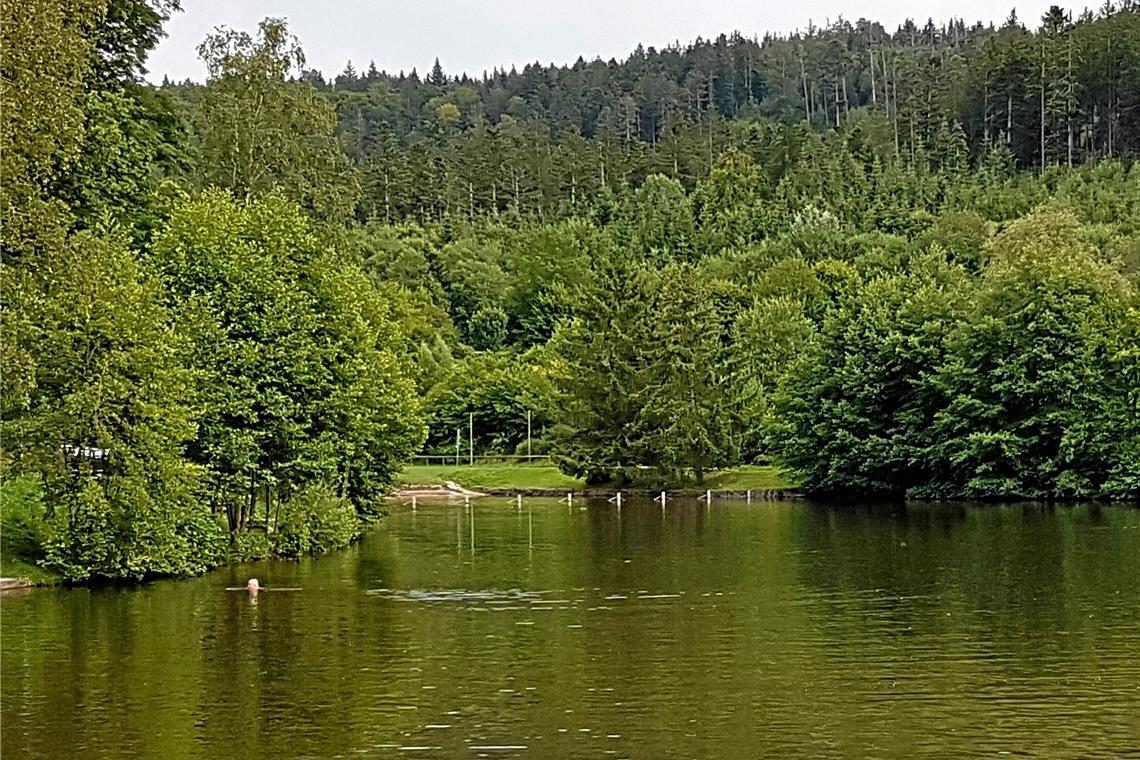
[890,53,899,156]
[833,78,840,128]
[1040,39,1046,169]
[1006,94,1012,145]
[983,77,991,147]
[799,49,810,122]
[869,47,877,107]
[1066,30,1074,168]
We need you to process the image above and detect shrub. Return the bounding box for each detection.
[271,486,359,558]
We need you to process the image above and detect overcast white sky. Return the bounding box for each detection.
[147,0,1084,84]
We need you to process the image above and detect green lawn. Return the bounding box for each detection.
[0,555,61,586]
[397,463,796,492]
[703,465,797,491]
[398,464,584,490]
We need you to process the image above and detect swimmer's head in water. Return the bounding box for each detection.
[247,578,260,591]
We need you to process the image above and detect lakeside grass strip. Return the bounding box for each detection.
[396,463,796,492]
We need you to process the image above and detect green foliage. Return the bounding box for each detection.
[4,231,226,580]
[551,263,741,485]
[423,353,554,455]
[731,296,817,458]
[769,252,973,497]
[767,209,1139,500]
[917,211,991,270]
[152,191,425,522]
[693,149,774,254]
[0,0,104,259]
[617,175,696,262]
[271,486,359,558]
[1,475,49,564]
[931,209,1137,499]
[194,18,360,223]
[502,220,595,346]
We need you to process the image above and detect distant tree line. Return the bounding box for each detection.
[184,4,1140,220]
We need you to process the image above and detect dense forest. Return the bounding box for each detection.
[2,0,1138,581]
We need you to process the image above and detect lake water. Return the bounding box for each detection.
[3,498,1139,758]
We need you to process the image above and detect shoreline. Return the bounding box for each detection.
[394,485,804,500]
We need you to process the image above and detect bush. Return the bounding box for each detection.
[42,475,227,581]
[229,527,272,562]
[271,486,359,558]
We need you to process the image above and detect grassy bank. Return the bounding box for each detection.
[399,464,583,490]
[0,555,62,586]
[704,466,797,491]
[0,475,60,585]
[397,463,797,492]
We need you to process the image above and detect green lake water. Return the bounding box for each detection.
[3,498,1139,758]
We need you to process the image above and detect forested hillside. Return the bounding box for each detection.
[2,1,1138,581]
[269,5,1139,219]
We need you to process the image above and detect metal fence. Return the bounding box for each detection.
[409,454,552,465]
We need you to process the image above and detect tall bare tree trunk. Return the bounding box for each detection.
[1007,94,1012,145]
[1040,39,1047,169]
[800,48,811,123]
[983,76,991,147]
[1066,29,1074,168]
[833,79,840,127]
[890,53,900,156]
[869,47,877,107]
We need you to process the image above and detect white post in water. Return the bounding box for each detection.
[516,494,522,510]
[746,490,752,504]
[465,494,471,511]
[567,492,573,511]
[706,489,711,503]
[411,495,417,512]
[617,491,623,509]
